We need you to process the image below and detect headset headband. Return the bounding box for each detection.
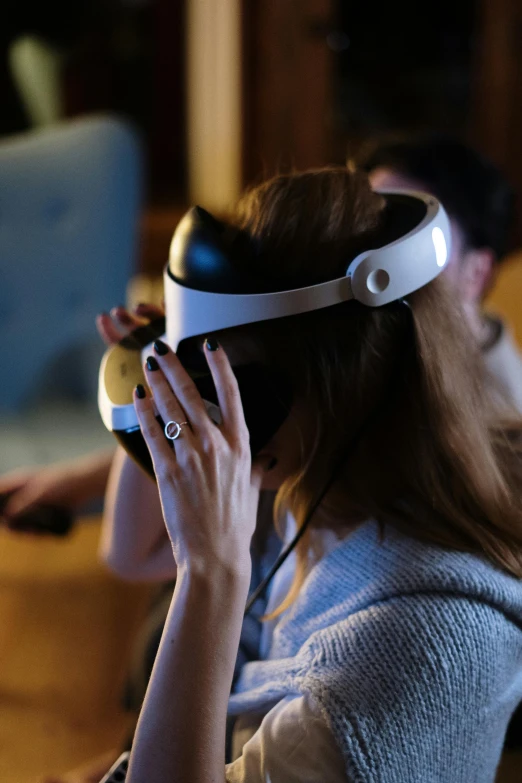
[164,190,450,351]
[99,190,450,434]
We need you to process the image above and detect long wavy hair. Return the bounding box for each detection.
[224,167,522,611]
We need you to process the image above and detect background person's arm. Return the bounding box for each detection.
[0,448,115,522]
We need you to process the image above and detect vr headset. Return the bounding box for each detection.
[98,191,450,478]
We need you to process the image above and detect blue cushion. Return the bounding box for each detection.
[0,115,142,410]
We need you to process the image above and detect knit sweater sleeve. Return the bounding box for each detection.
[300,594,516,783]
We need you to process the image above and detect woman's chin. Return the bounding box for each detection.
[260,472,283,491]
[257,457,286,491]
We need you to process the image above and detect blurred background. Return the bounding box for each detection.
[1,0,522,781]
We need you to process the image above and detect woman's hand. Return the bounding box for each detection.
[126,337,262,783]
[134,338,263,578]
[96,303,164,346]
[125,338,265,782]
[0,465,80,521]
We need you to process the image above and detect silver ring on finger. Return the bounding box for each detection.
[164,420,189,441]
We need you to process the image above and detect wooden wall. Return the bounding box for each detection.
[241,0,336,185]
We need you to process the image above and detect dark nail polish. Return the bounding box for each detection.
[146,356,159,371]
[205,338,220,352]
[154,339,169,355]
[267,458,278,471]
[136,384,146,399]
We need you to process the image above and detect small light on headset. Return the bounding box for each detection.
[432,226,447,268]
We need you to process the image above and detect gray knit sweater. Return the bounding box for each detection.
[228,521,522,782]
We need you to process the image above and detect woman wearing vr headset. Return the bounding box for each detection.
[99,165,522,783]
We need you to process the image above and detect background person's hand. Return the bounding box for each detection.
[0,464,82,521]
[0,462,89,522]
[0,450,114,532]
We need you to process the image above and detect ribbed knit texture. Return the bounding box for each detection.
[228,521,522,782]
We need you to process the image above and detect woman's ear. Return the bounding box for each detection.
[460,247,496,303]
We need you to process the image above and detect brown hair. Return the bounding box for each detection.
[229,167,522,611]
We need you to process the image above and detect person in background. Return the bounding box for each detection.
[360,133,522,755]
[357,132,522,412]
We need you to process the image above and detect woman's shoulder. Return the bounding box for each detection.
[305,589,518,681]
[296,520,522,620]
[270,520,522,659]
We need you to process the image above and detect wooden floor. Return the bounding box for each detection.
[0,519,151,783]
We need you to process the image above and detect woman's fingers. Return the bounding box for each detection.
[96,307,151,346]
[203,339,249,445]
[133,385,176,473]
[111,306,142,329]
[134,302,164,319]
[96,313,125,345]
[150,341,212,432]
[143,357,195,446]
[149,337,250,452]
